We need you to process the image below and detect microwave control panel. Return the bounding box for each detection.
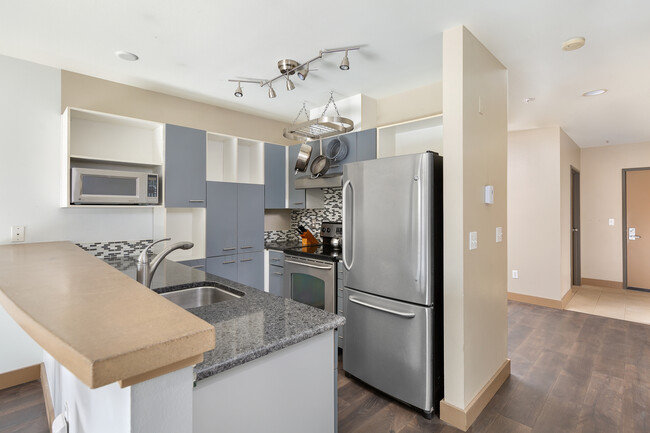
[147,174,159,201]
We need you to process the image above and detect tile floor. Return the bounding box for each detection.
[565,284,650,324]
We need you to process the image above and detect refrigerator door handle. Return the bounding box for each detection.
[349,296,416,318]
[415,157,424,289]
[343,179,354,271]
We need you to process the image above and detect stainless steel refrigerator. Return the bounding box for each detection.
[342,151,443,417]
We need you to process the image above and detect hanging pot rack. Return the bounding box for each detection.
[283,92,354,141]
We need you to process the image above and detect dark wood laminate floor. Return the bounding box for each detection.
[338,300,650,433]
[0,380,49,433]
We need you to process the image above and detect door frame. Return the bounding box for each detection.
[621,167,650,290]
[571,167,581,286]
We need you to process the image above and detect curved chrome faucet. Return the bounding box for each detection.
[136,238,194,287]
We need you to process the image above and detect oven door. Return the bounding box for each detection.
[283,255,336,313]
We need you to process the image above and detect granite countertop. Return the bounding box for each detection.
[264,240,304,251]
[104,256,345,382]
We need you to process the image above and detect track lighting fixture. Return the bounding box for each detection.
[296,64,309,80]
[340,50,350,70]
[228,45,361,99]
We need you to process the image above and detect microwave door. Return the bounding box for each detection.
[72,168,142,204]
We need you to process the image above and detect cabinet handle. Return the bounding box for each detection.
[222,260,236,264]
[240,258,253,263]
[271,258,281,262]
[273,272,283,276]
[223,247,236,251]
[188,199,205,203]
[191,265,205,269]
[293,202,304,205]
[240,246,253,249]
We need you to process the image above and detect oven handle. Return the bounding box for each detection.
[284,259,333,270]
[349,296,416,318]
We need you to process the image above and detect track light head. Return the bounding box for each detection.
[268,84,277,99]
[297,64,309,80]
[340,50,350,70]
[286,77,295,91]
[234,82,243,98]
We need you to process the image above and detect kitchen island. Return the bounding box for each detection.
[0,242,343,433]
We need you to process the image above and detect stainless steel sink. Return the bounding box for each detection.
[161,286,242,309]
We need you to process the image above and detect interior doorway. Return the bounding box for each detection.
[571,167,581,286]
[623,168,650,291]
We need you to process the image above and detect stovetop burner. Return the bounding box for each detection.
[283,244,341,262]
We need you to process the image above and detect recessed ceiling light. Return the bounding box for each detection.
[115,51,139,61]
[562,37,586,51]
[524,97,535,103]
[582,89,607,97]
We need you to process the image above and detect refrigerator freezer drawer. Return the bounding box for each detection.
[342,287,434,412]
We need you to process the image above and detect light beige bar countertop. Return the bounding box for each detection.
[0,241,215,389]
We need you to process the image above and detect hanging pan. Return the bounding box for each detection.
[294,143,312,175]
[310,138,331,178]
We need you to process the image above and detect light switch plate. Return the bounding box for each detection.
[496,227,503,243]
[609,218,615,226]
[469,231,478,250]
[512,270,519,279]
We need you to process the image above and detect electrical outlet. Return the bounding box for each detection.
[11,225,24,242]
[469,231,478,250]
[609,218,615,226]
[496,227,503,243]
[512,270,519,279]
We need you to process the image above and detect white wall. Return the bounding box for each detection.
[0,54,156,373]
[44,351,193,433]
[442,26,508,411]
[559,129,581,296]
[581,141,650,283]
[507,127,562,299]
[507,127,580,301]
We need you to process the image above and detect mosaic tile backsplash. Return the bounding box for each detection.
[76,239,153,259]
[264,187,342,243]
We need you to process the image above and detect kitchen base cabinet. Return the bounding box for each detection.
[206,256,238,282]
[267,250,285,297]
[237,251,263,291]
[206,253,263,291]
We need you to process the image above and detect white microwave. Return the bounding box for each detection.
[71,167,159,205]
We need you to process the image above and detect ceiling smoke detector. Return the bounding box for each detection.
[562,37,586,51]
[115,51,139,61]
[582,89,607,97]
[278,59,299,75]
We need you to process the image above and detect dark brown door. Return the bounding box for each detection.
[571,168,581,286]
[625,169,650,290]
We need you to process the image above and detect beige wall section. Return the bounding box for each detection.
[507,127,562,300]
[560,130,581,296]
[61,71,294,145]
[581,141,650,282]
[264,210,291,231]
[442,26,508,412]
[376,82,442,127]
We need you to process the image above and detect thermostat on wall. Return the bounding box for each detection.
[484,185,494,204]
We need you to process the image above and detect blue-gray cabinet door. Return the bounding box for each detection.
[269,265,284,296]
[206,181,238,257]
[237,183,264,254]
[206,255,238,281]
[178,258,206,271]
[238,252,264,290]
[165,124,206,207]
[264,143,286,209]
[356,129,377,162]
[324,133,357,175]
[287,144,306,209]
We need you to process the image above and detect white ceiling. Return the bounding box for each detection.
[1,0,648,148]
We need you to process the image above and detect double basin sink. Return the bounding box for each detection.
[160,284,243,309]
